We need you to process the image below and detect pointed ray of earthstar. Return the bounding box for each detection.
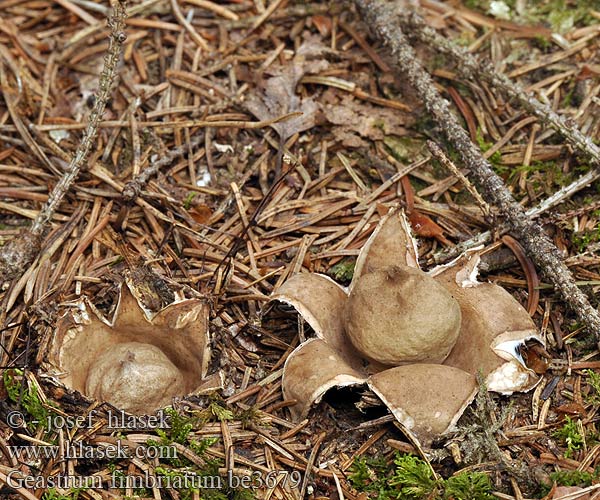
[367,364,478,446]
[282,338,367,421]
[350,207,419,290]
[431,251,544,393]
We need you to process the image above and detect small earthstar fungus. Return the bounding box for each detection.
[268,207,545,445]
[44,278,211,415]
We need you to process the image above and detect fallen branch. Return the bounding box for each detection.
[354,0,600,337]
[398,10,600,212]
[0,1,127,283]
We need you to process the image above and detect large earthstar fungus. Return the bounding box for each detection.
[268,208,544,445]
[44,279,211,415]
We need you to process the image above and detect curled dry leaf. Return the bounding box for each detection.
[268,207,544,445]
[44,282,211,415]
[408,210,452,246]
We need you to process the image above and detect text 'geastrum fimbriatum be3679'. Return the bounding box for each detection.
[268,207,545,446]
[44,278,212,415]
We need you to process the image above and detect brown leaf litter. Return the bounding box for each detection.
[0,0,600,499]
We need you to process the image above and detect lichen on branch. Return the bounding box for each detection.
[0,1,128,283]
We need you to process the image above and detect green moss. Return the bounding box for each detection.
[236,405,264,427]
[328,259,355,283]
[562,84,577,108]
[475,129,502,170]
[533,35,553,51]
[197,400,235,423]
[109,255,124,266]
[429,53,450,72]
[159,407,195,445]
[384,136,426,163]
[42,488,86,500]
[517,0,594,30]
[189,436,219,457]
[572,224,600,253]
[550,469,595,487]
[548,1,596,31]
[456,31,476,47]
[460,0,595,29]
[444,472,495,500]
[412,114,438,138]
[506,161,589,196]
[154,461,255,500]
[144,421,252,500]
[373,118,386,130]
[3,369,56,432]
[584,369,600,406]
[389,455,439,499]
[183,191,197,210]
[552,416,585,458]
[463,0,488,10]
[349,452,495,500]
[349,454,393,498]
[539,468,600,497]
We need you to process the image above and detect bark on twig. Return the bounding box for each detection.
[399,10,600,211]
[121,132,205,203]
[0,1,128,283]
[433,195,581,264]
[354,0,600,337]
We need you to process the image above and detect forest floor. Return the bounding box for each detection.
[1,0,600,499]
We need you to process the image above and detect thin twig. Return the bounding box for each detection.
[354,0,600,337]
[0,1,128,283]
[399,10,600,212]
[121,132,206,203]
[32,2,127,234]
[427,140,491,219]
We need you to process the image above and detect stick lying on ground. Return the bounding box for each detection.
[354,0,600,337]
[392,9,600,263]
[398,10,600,213]
[0,1,127,284]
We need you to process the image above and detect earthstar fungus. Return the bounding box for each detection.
[45,280,210,415]
[269,208,544,445]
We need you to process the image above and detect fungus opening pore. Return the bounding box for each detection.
[345,266,462,365]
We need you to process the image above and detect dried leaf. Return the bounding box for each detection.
[312,15,332,37]
[555,402,586,417]
[322,93,411,147]
[189,204,212,224]
[245,42,327,140]
[409,210,449,243]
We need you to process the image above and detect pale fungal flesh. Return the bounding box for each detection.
[45,282,211,415]
[269,206,544,446]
